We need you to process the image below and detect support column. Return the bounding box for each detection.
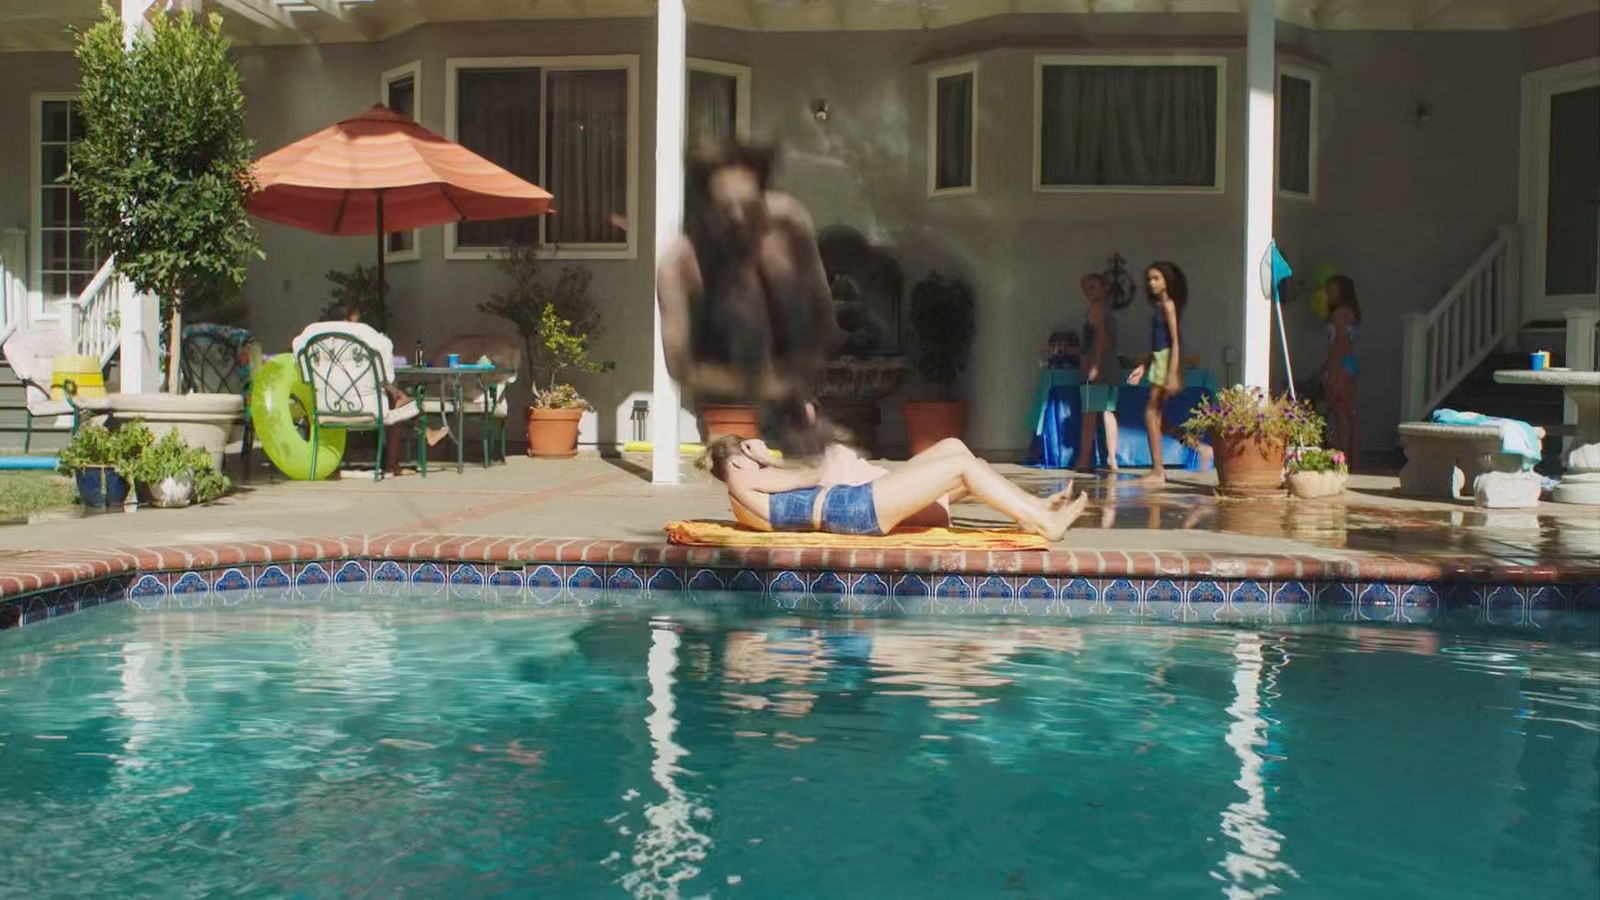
[118,285,159,394]
[1241,0,1276,389]
[651,0,686,484]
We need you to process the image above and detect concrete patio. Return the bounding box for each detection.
[2,455,1596,578]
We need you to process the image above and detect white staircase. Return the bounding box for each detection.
[1400,224,1520,423]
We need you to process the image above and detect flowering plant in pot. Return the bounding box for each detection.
[127,427,233,508]
[57,421,151,510]
[1285,446,1348,499]
[1180,386,1321,497]
[903,271,975,455]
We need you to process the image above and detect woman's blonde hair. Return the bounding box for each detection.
[695,434,745,481]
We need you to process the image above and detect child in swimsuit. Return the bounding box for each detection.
[1126,261,1188,485]
[698,435,1089,541]
[1323,275,1361,469]
[1076,273,1121,474]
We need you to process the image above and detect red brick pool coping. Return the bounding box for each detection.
[0,534,1595,600]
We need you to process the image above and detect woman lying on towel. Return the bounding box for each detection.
[698,435,1089,541]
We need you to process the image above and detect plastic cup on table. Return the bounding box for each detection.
[1530,351,1547,371]
[447,353,460,368]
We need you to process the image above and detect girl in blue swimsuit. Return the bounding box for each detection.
[1323,275,1361,469]
[698,435,1089,541]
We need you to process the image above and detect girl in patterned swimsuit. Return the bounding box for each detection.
[698,436,1089,541]
[1323,275,1361,469]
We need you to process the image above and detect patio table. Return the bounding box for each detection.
[1493,368,1600,505]
[395,365,502,474]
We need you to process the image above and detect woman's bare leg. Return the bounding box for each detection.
[1102,411,1120,472]
[870,439,1087,539]
[1139,388,1168,484]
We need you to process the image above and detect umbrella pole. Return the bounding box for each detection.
[375,189,386,332]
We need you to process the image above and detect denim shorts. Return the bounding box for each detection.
[819,484,882,536]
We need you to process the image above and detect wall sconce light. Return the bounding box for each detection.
[811,99,829,122]
[1412,101,1432,126]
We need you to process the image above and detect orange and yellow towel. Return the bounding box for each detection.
[664,520,1049,552]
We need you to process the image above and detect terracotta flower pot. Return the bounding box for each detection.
[1209,428,1286,498]
[902,400,968,456]
[1288,470,1348,499]
[698,404,762,442]
[527,407,583,458]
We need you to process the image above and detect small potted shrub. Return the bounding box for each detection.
[902,271,975,455]
[128,427,233,508]
[481,249,613,457]
[58,422,151,510]
[1180,386,1321,498]
[526,304,612,458]
[1286,446,1348,499]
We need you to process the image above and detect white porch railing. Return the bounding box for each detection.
[0,228,25,348]
[1400,224,1521,423]
[66,254,124,368]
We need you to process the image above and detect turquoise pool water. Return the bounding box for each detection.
[0,593,1596,898]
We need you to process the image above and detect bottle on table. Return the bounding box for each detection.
[414,340,424,367]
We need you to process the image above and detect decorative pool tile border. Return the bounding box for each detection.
[0,534,1595,631]
[4,557,1597,631]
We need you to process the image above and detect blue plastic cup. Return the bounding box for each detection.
[447,353,460,368]
[1530,351,1547,371]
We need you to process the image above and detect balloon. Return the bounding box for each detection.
[1313,262,1340,288]
[1309,286,1330,321]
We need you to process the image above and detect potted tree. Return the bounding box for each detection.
[902,272,975,455]
[58,422,151,510]
[128,427,233,508]
[481,248,613,457]
[1180,386,1321,498]
[70,8,260,394]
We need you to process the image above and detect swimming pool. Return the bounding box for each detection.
[1,590,1595,898]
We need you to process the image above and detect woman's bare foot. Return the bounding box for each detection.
[1137,470,1167,486]
[1039,492,1090,541]
[1045,482,1077,510]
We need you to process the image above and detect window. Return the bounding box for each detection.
[382,61,421,261]
[1034,57,1225,192]
[686,59,750,148]
[1277,67,1317,199]
[32,95,107,313]
[928,61,977,195]
[447,56,638,259]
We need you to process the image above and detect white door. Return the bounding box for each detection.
[1521,58,1600,323]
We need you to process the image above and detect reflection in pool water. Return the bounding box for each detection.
[0,595,1595,898]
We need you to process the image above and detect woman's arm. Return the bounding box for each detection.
[655,238,700,383]
[743,465,824,494]
[1162,299,1183,392]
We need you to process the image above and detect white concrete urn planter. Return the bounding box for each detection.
[1287,470,1347,499]
[146,474,195,509]
[103,393,244,469]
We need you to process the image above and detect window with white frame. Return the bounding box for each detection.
[686,59,750,147]
[1035,57,1224,191]
[929,62,977,195]
[383,61,421,261]
[1277,68,1316,198]
[33,96,107,305]
[448,56,637,257]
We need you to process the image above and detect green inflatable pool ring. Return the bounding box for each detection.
[251,354,346,480]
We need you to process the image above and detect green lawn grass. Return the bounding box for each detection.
[0,471,77,520]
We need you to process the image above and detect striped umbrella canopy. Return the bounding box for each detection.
[248,104,553,326]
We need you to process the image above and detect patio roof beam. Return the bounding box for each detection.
[289,0,353,24]
[212,0,296,30]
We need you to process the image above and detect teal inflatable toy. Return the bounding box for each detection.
[250,353,345,480]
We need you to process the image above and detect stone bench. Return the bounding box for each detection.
[1397,422,1544,502]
